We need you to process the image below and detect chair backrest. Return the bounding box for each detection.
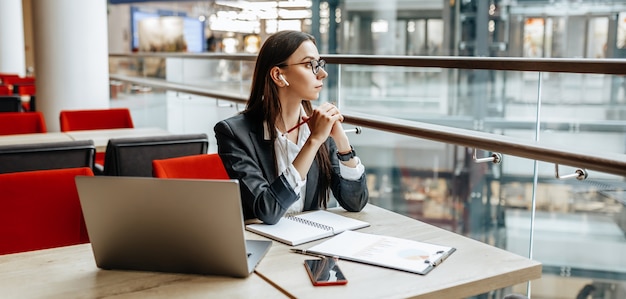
[152,153,229,179]
[10,84,36,112]
[0,96,22,112]
[0,85,11,95]
[0,167,94,255]
[16,84,36,96]
[59,108,134,132]
[103,133,209,177]
[0,140,96,174]
[2,76,35,86]
[0,111,46,135]
[0,74,19,85]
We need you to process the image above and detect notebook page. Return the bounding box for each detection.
[294,210,370,234]
[307,230,455,275]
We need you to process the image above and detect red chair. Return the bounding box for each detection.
[17,84,35,96]
[59,108,134,132]
[59,108,134,168]
[2,77,35,95]
[0,85,11,95]
[0,112,47,135]
[2,76,35,87]
[0,167,94,255]
[0,74,19,85]
[152,153,229,179]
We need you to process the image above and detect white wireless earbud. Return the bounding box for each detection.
[279,74,290,86]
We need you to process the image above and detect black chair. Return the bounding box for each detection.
[103,133,208,177]
[0,140,96,174]
[0,96,22,112]
[14,84,36,111]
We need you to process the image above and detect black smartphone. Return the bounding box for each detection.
[304,257,348,286]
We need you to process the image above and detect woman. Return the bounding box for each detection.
[214,30,368,225]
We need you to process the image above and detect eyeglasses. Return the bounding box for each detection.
[277,59,326,75]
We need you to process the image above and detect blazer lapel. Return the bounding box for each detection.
[304,158,319,209]
[249,129,276,181]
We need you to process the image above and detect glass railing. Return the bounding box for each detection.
[109,53,626,299]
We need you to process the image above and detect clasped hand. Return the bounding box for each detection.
[301,102,347,143]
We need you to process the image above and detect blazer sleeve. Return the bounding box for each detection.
[327,139,369,212]
[214,118,298,225]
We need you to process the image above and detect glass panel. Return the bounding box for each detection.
[587,17,608,59]
[550,17,566,58]
[427,19,444,56]
[108,80,168,129]
[167,57,253,96]
[108,56,165,78]
[523,18,544,58]
[507,165,626,299]
[618,12,626,49]
[339,65,450,119]
[538,72,626,160]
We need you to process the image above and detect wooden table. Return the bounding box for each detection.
[0,128,169,152]
[0,204,541,298]
[0,244,286,299]
[254,204,542,299]
[64,127,170,152]
[0,132,73,146]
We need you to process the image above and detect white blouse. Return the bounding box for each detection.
[264,117,365,214]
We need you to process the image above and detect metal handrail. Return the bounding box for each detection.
[109,53,626,75]
[109,73,626,177]
[344,112,626,177]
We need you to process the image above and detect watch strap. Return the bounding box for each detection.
[336,145,355,162]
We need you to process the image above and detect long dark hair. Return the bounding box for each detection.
[243,30,332,208]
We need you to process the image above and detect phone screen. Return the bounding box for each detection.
[304,257,348,286]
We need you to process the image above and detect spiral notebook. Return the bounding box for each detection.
[246,210,370,246]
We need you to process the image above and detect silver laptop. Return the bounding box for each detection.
[75,176,271,278]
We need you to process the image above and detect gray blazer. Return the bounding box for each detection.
[214,113,368,224]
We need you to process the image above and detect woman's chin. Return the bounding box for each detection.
[304,93,321,101]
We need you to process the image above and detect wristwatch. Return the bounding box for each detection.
[336,145,356,162]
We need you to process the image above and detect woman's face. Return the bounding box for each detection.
[279,40,328,101]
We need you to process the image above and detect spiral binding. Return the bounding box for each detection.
[285,213,335,233]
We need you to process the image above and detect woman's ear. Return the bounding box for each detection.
[270,67,288,87]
